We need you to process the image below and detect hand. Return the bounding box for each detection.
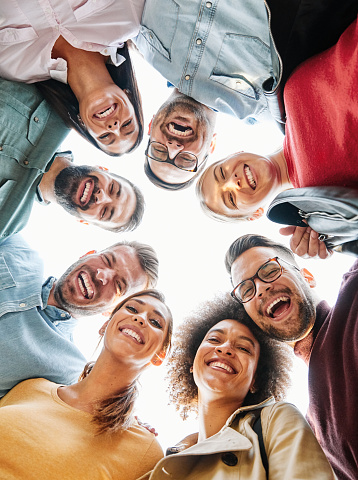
[279,225,333,259]
[135,416,158,436]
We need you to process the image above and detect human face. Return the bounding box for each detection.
[54,166,136,230]
[200,152,279,218]
[104,295,171,370]
[231,247,316,341]
[79,85,139,155]
[52,245,147,317]
[148,92,215,184]
[193,320,260,405]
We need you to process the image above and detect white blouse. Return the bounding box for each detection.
[0,0,145,84]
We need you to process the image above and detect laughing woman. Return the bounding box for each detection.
[0,290,172,480]
[142,295,335,480]
[0,0,144,156]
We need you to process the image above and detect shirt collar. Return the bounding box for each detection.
[41,277,72,321]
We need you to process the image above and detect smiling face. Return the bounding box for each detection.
[54,166,137,230]
[79,85,139,155]
[231,247,316,341]
[103,295,171,370]
[148,91,216,184]
[193,320,260,406]
[52,245,148,317]
[200,152,280,219]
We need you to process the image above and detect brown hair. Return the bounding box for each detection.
[80,290,173,434]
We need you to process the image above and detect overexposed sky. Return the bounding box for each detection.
[22,50,355,450]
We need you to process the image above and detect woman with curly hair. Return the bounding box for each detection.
[0,1,144,156]
[0,290,172,480]
[142,294,335,480]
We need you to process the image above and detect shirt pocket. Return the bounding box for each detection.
[0,26,38,45]
[139,0,179,61]
[0,255,16,291]
[210,34,272,99]
[68,0,116,21]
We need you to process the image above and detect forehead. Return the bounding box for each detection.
[231,246,279,284]
[132,295,169,319]
[206,319,258,343]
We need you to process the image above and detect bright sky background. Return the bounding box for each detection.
[21,50,355,451]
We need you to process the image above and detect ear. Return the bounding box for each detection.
[150,351,166,366]
[147,116,154,135]
[99,320,110,336]
[300,268,316,288]
[95,165,109,172]
[77,219,89,226]
[79,249,96,259]
[101,310,112,318]
[247,207,264,221]
[209,133,217,154]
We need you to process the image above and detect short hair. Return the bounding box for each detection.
[225,234,297,279]
[144,151,209,191]
[167,294,293,420]
[36,42,143,156]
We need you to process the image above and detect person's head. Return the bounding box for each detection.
[36,43,143,156]
[144,89,217,190]
[81,290,173,433]
[50,240,159,317]
[167,294,292,419]
[225,235,318,342]
[54,165,144,232]
[196,151,283,222]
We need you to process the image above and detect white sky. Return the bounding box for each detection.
[21,50,355,450]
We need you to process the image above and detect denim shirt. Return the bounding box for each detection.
[0,234,86,397]
[0,78,70,241]
[135,0,280,119]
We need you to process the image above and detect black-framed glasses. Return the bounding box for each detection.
[231,257,299,304]
[145,141,199,172]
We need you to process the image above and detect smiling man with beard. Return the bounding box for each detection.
[0,232,158,398]
[225,234,358,480]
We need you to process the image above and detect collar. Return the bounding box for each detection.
[41,277,72,321]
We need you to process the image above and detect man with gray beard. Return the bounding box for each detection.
[225,234,358,480]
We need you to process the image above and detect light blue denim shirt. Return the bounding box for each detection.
[0,78,71,241]
[0,234,86,397]
[135,0,280,119]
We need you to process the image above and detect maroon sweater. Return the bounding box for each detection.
[295,260,358,480]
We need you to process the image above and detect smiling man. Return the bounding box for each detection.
[0,232,158,398]
[225,234,358,480]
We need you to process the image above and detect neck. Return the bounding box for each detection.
[268,148,291,190]
[38,155,72,203]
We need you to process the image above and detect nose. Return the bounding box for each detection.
[133,314,148,327]
[96,268,113,286]
[228,172,241,189]
[106,118,120,133]
[95,188,111,204]
[255,279,273,298]
[215,342,234,356]
[166,140,184,159]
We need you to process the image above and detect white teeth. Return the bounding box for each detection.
[78,272,94,299]
[168,123,193,137]
[266,296,289,316]
[80,181,91,204]
[96,104,115,119]
[209,361,234,374]
[244,165,256,189]
[122,328,143,344]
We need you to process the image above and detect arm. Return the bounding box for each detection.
[279,225,333,259]
[262,402,336,479]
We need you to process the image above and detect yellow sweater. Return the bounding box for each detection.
[0,378,163,480]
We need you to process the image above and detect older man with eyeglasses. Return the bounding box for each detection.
[224,233,358,480]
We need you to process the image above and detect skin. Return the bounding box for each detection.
[58,295,171,412]
[231,247,317,342]
[200,150,290,219]
[148,89,216,184]
[280,225,332,259]
[193,320,260,441]
[47,245,148,317]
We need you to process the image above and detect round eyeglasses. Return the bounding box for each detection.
[145,141,199,172]
[231,257,299,304]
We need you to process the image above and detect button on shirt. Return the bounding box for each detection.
[0,234,86,398]
[0,0,145,84]
[135,0,278,119]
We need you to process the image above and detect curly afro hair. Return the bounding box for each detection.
[167,293,293,420]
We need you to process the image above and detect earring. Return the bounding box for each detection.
[151,352,166,366]
[189,366,193,373]
[250,386,256,394]
[77,114,85,128]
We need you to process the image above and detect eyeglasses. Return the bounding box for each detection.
[145,141,199,172]
[231,257,299,304]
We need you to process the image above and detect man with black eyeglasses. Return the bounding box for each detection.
[224,233,358,480]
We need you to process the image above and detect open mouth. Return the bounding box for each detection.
[94,103,117,120]
[77,271,94,299]
[168,122,193,137]
[244,164,257,190]
[120,327,144,344]
[207,360,236,374]
[266,296,291,318]
[79,180,94,206]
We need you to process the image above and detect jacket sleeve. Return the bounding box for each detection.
[261,402,336,479]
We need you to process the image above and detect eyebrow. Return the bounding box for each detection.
[132,298,166,321]
[208,328,257,348]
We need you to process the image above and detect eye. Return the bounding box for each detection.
[101,207,107,219]
[126,305,137,313]
[103,254,111,267]
[220,167,225,180]
[110,182,114,194]
[99,133,110,140]
[122,119,132,129]
[116,281,122,296]
[229,193,236,208]
[150,319,162,329]
[207,336,220,343]
[237,345,251,354]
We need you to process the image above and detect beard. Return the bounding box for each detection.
[54,165,99,217]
